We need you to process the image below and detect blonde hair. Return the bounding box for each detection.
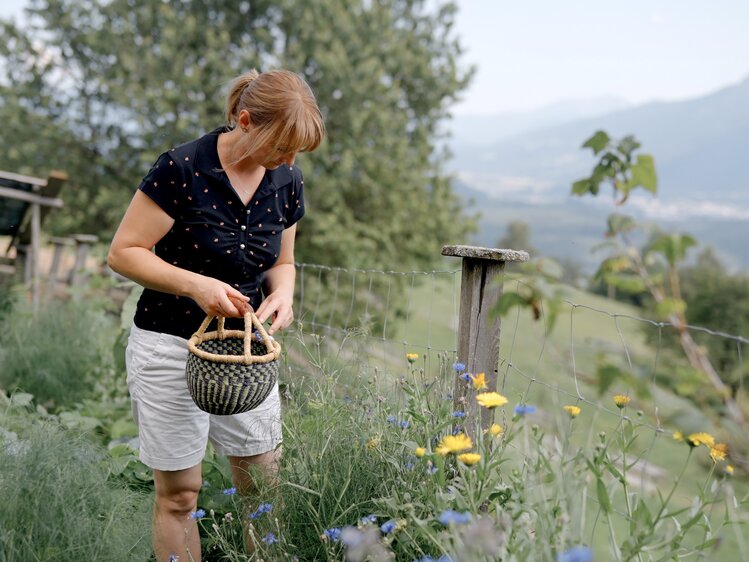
[225,69,325,160]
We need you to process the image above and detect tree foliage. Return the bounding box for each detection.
[0,0,474,274]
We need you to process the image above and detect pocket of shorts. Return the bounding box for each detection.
[126,327,166,387]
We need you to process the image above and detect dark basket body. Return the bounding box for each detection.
[186,338,278,415]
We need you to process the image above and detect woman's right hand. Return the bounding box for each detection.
[189,276,250,318]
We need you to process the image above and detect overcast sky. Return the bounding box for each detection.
[2,0,748,115]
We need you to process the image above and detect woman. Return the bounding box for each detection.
[108,69,324,561]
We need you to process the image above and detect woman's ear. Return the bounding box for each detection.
[237,109,253,132]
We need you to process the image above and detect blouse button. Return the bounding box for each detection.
[246,209,251,215]
[239,243,246,249]
[240,225,247,231]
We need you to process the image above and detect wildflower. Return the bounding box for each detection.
[488,423,503,436]
[261,532,279,545]
[415,447,426,458]
[459,372,472,382]
[400,420,410,429]
[453,362,466,372]
[563,405,581,418]
[189,509,206,520]
[407,353,419,363]
[405,461,415,471]
[709,443,728,462]
[438,510,471,526]
[380,520,397,534]
[222,487,237,496]
[514,404,537,416]
[360,514,378,524]
[687,432,715,448]
[476,392,508,409]
[366,436,381,449]
[672,431,683,442]
[613,394,631,408]
[323,527,341,542]
[436,433,473,455]
[248,502,273,519]
[558,546,594,562]
[426,462,438,475]
[387,415,397,424]
[415,557,453,562]
[254,331,264,342]
[458,453,481,466]
[168,555,180,562]
[471,372,487,390]
[726,465,735,475]
[224,512,233,522]
[452,411,466,419]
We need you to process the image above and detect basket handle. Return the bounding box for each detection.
[192,310,276,360]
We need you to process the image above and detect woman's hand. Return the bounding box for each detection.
[255,291,294,335]
[189,276,251,318]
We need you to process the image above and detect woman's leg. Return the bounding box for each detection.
[152,464,203,562]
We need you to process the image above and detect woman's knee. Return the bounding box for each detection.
[155,487,200,516]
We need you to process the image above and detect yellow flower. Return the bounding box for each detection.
[563,405,581,418]
[613,394,631,408]
[488,423,503,436]
[406,353,419,364]
[436,433,473,455]
[687,432,715,448]
[415,447,426,458]
[366,436,381,450]
[458,453,481,466]
[709,443,728,462]
[672,431,683,442]
[476,392,508,409]
[470,372,487,391]
[726,465,735,476]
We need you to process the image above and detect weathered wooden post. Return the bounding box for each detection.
[442,245,529,432]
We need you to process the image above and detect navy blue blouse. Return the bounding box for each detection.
[133,127,305,339]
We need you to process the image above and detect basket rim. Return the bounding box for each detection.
[187,311,281,365]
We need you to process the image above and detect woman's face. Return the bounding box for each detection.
[257,146,298,170]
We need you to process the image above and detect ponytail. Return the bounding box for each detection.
[225,69,260,127]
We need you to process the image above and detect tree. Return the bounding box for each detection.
[496,221,537,256]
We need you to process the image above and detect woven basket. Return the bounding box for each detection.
[186,311,281,415]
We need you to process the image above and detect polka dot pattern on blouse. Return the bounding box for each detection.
[133,127,305,339]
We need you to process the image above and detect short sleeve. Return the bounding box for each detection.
[285,167,306,227]
[138,152,181,219]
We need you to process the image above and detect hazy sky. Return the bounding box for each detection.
[2,0,748,116]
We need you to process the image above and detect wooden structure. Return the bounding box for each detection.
[442,245,530,432]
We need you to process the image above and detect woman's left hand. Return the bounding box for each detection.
[255,291,294,335]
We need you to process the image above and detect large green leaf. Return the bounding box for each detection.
[623,154,658,194]
[582,130,610,155]
[648,233,697,267]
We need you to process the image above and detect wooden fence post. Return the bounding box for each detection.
[442,245,529,432]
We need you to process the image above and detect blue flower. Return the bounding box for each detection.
[380,520,397,533]
[453,362,466,372]
[387,415,397,424]
[514,404,537,416]
[459,373,472,382]
[400,420,410,429]
[323,527,341,542]
[254,331,263,342]
[426,464,438,475]
[405,461,415,471]
[261,532,279,545]
[168,555,180,562]
[414,556,453,562]
[438,510,471,526]
[222,487,237,496]
[452,411,466,419]
[558,546,593,562]
[248,502,273,519]
[189,509,206,520]
[360,514,378,524]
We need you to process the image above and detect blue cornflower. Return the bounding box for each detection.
[222,487,237,496]
[360,514,378,525]
[453,362,466,372]
[558,546,594,562]
[254,331,263,342]
[168,555,180,562]
[323,527,342,542]
[405,461,415,471]
[426,463,438,475]
[514,404,537,416]
[387,415,397,424]
[261,532,279,545]
[380,520,397,533]
[189,509,206,520]
[248,502,273,519]
[452,411,466,419]
[414,556,453,562]
[438,510,471,526]
[400,420,410,429]
[459,372,471,382]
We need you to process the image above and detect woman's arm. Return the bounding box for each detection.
[255,223,297,335]
[107,190,249,317]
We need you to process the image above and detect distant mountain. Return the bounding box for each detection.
[449,75,749,205]
[447,96,630,145]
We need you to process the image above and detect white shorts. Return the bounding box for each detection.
[125,324,282,471]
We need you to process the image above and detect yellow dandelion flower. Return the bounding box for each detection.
[366,436,381,450]
[406,353,419,364]
[458,453,481,466]
[672,431,684,442]
[563,405,581,418]
[436,433,473,455]
[726,465,734,476]
[471,372,487,391]
[709,443,728,462]
[613,394,631,408]
[476,392,509,409]
[488,423,503,436]
[687,432,715,448]
[415,447,426,458]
